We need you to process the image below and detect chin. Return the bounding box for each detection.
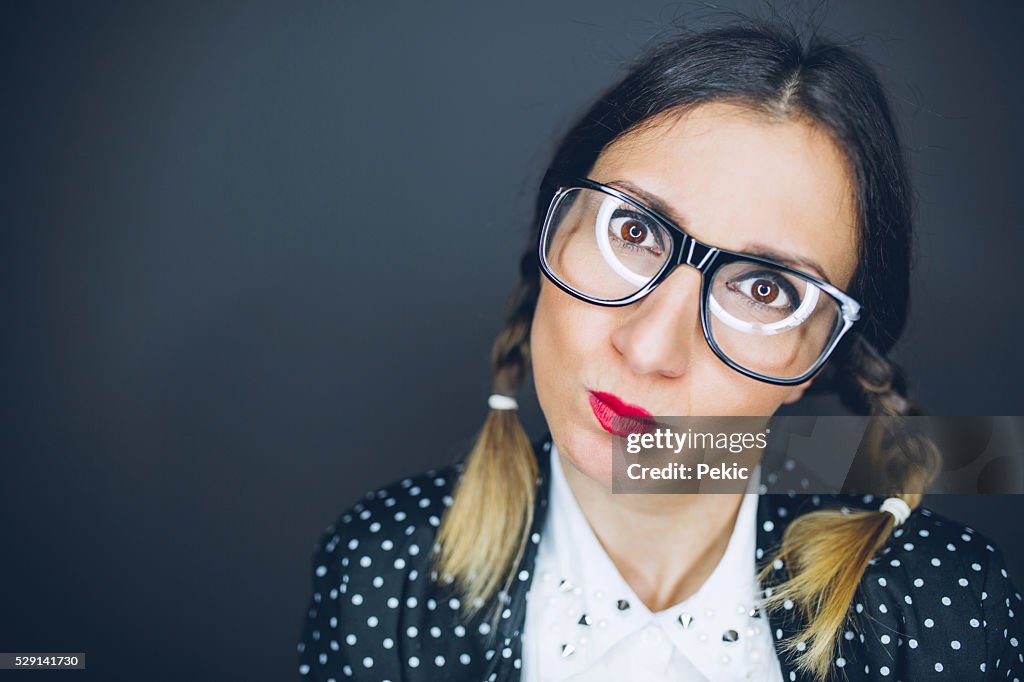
[552,425,616,489]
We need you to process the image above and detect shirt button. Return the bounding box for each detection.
[633,625,672,670]
[641,625,664,645]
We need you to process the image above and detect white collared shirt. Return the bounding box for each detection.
[521,444,785,682]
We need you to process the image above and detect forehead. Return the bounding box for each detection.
[591,101,859,288]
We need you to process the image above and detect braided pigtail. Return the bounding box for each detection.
[434,252,541,619]
[757,336,941,680]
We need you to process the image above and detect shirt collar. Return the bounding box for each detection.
[484,432,817,682]
[523,440,779,680]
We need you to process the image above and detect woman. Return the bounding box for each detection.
[298,21,1022,681]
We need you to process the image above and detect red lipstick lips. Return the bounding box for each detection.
[588,390,656,437]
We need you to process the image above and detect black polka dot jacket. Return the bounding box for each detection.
[298,434,1024,681]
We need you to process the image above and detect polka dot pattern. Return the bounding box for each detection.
[750,493,1024,680]
[298,434,1024,681]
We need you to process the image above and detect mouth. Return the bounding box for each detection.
[588,390,656,437]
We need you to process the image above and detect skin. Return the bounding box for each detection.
[530,101,859,612]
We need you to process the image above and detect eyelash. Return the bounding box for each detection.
[609,209,666,254]
[610,234,657,254]
[729,273,800,311]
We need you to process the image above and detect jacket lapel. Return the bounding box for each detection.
[757,493,815,682]
[482,437,554,682]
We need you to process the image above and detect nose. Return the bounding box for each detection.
[609,264,704,379]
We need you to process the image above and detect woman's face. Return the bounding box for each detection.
[531,102,859,486]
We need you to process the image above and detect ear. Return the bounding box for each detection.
[780,378,814,405]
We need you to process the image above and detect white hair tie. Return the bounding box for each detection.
[488,394,518,411]
[879,497,911,526]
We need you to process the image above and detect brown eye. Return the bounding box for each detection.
[620,220,648,243]
[751,279,779,304]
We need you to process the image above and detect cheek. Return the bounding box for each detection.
[530,284,613,456]
[530,284,618,486]
[708,373,799,416]
[531,284,579,406]
[530,282,607,390]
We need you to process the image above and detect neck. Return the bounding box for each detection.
[557,450,747,612]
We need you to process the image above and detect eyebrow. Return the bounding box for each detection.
[741,246,832,284]
[605,178,834,284]
[607,179,692,230]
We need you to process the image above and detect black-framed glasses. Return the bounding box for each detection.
[537,178,862,386]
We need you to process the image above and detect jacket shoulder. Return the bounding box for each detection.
[872,502,1011,579]
[784,493,1011,572]
[824,497,1023,679]
[317,462,463,555]
[298,462,464,679]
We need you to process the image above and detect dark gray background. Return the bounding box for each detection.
[2,1,1022,680]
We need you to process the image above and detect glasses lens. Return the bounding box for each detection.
[707,260,844,381]
[542,187,673,302]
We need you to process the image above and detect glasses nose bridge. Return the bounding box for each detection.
[671,232,719,275]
